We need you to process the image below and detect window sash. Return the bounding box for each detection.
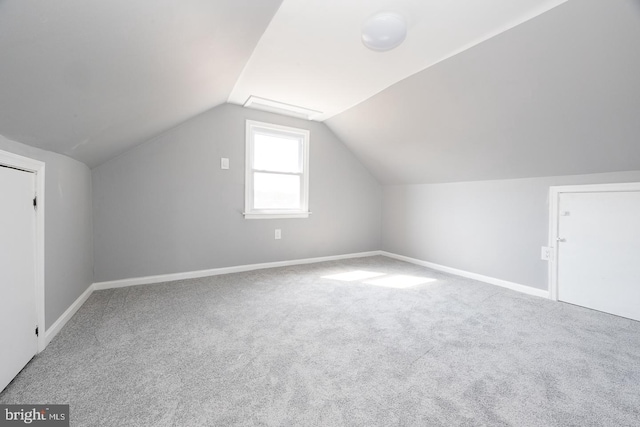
[244,120,310,218]
[252,132,304,174]
[252,171,303,210]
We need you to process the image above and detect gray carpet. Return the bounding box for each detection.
[1,256,639,426]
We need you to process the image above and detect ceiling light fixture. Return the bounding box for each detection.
[243,96,322,121]
[361,12,407,52]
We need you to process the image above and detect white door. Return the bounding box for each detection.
[557,191,640,321]
[0,165,37,392]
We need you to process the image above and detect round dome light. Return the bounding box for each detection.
[361,12,407,52]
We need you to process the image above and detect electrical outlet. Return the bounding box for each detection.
[275,229,282,240]
[221,158,229,169]
[541,246,552,261]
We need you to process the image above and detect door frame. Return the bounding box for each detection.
[0,149,46,352]
[548,181,640,302]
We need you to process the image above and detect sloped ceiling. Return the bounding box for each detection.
[0,0,282,167]
[0,0,569,169]
[228,0,566,121]
[327,0,640,184]
[1,0,638,182]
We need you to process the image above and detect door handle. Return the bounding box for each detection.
[557,237,566,243]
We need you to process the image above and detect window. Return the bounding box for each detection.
[244,120,310,219]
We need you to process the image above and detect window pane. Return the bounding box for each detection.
[254,133,301,173]
[254,172,301,209]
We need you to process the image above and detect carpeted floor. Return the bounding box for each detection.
[1,256,639,426]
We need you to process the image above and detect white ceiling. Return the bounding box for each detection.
[0,0,581,169]
[229,0,567,121]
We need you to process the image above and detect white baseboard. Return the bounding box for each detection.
[380,251,549,299]
[93,251,382,290]
[43,283,95,348]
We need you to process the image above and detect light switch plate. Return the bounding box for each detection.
[221,158,229,169]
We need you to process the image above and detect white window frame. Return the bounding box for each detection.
[244,120,310,219]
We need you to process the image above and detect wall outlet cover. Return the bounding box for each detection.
[541,246,552,261]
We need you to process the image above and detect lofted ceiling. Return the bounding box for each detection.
[327,0,640,184]
[0,0,282,167]
[2,0,638,183]
[228,0,567,121]
[0,0,568,169]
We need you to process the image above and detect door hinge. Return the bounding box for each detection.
[33,196,37,209]
[35,326,39,337]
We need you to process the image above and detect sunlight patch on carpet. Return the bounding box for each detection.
[321,270,386,281]
[364,275,436,289]
[322,270,435,288]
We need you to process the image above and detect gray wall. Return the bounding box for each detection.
[0,135,93,329]
[382,171,640,291]
[92,103,382,282]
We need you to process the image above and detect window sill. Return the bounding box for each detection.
[243,212,311,219]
